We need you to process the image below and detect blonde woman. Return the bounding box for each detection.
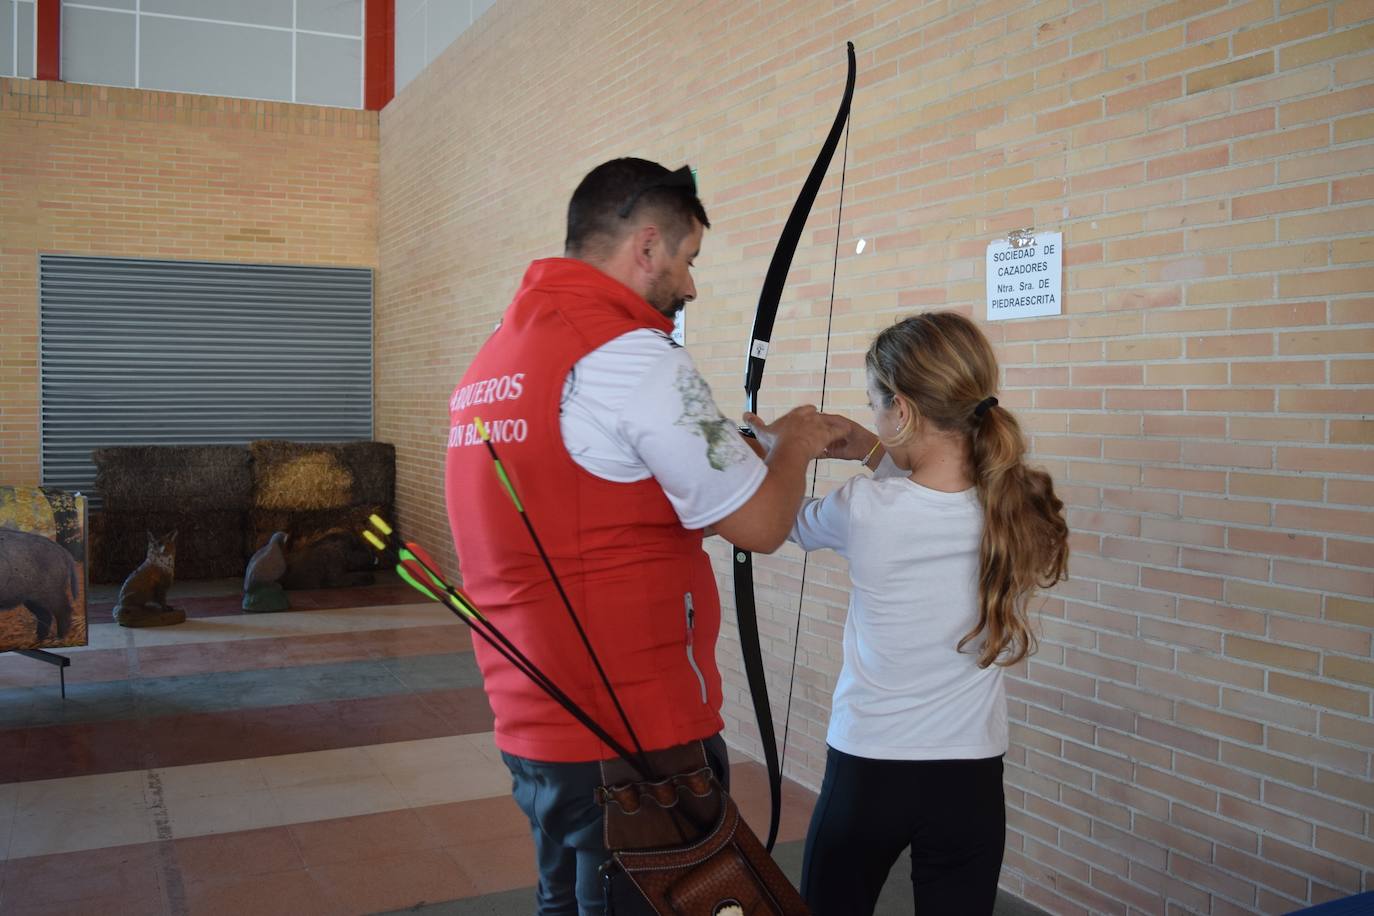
[749,311,1069,915]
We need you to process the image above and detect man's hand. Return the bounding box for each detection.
[710,406,849,553]
[743,408,859,461]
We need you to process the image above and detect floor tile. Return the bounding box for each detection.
[14,720,147,781]
[445,833,539,895]
[383,653,485,692]
[144,711,253,769]
[0,649,128,690]
[186,868,340,916]
[362,735,475,773]
[258,746,382,789]
[327,701,456,746]
[728,760,817,845]
[0,734,26,785]
[418,688,498,734]
[0,882,169,915]
[8,797,155,858]
[13,769,148,815]
[56,650,132,685]
[309,848,477,915]
[164,787,285,839]
[0,681,137,730]
[363,625,472,658]
[88,601,446,651]
[173,826,304,884]
[0,659,45,691]
[8,774,152,862]
[287,808,440,868]
[138,640,291,679]
[0,843,162,905]
[385,764,513,809]
[368,737,511,808]
[412,795,529,848]
[269,774,408,825]
[0,784,15,860]
[151,758,268,802]
[463,730,506,768]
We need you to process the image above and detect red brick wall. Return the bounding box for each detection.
[380,3,1372,912]
[0,78,379,486]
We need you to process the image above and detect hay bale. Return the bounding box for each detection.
[339,442,395,507]
[251,441,352,511]
[91,510,245,583]
[249,441,394,511]
[94,445,252,512]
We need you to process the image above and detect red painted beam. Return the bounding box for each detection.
[36,0,60,81]
[364,0,395,111]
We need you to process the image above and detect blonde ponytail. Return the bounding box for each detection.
[866,312,1069,668]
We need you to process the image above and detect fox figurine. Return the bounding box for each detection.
[112,531,185,628]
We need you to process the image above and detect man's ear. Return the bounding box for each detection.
[632,224,661,273]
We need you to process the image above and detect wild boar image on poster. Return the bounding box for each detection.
[0,487,89,650]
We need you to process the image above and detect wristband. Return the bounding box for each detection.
[861,440,881,466]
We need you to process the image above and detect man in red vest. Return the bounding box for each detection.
[445,158,841,915]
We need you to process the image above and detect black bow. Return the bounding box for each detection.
[732,41,856,852]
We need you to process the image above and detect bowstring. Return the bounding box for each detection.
[779,110,851,773]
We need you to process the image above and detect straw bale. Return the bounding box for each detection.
[338,442,395,507]
[250,441,354,511]
[91,510,245,583]
[249,441,394,510]
[93,445,252,512]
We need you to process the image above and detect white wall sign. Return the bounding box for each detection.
[986,231,1062,321]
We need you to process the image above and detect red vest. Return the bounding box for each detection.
[445,258,724,762]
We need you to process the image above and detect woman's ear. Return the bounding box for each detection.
[895,397,915,436]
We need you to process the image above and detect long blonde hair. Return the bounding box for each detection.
[866,311,1069,668]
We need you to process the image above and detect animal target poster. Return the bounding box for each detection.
[0,487,89,651]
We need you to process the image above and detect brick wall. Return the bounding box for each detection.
[380,2,1374,912]
[0,78,379,486]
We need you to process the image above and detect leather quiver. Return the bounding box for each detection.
[598,743,809,916]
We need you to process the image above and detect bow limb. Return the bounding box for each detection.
[733,40,856,853]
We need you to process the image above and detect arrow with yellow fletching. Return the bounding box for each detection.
[359,512,650,776]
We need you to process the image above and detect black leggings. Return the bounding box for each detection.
[800,747,1006,916]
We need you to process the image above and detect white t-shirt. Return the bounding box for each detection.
[560,328,766,531]
[789,456,1006,760]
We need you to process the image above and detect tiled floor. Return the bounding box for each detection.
[0,579,821,915]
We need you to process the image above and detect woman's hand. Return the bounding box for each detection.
[814,412,880,463]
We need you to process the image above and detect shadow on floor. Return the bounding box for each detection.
[378,839,1049,915]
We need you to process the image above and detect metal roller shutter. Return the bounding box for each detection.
[39,254,373,503]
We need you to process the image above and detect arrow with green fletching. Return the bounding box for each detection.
[358,512,651,777]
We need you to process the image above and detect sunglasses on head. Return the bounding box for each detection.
[617,165,697,219]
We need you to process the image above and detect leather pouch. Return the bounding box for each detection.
[598,742,809,916]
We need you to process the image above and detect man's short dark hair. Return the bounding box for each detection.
[565,158,711,258]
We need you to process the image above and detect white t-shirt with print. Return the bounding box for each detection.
[560,328,766,531]
[789,456,1006,761]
